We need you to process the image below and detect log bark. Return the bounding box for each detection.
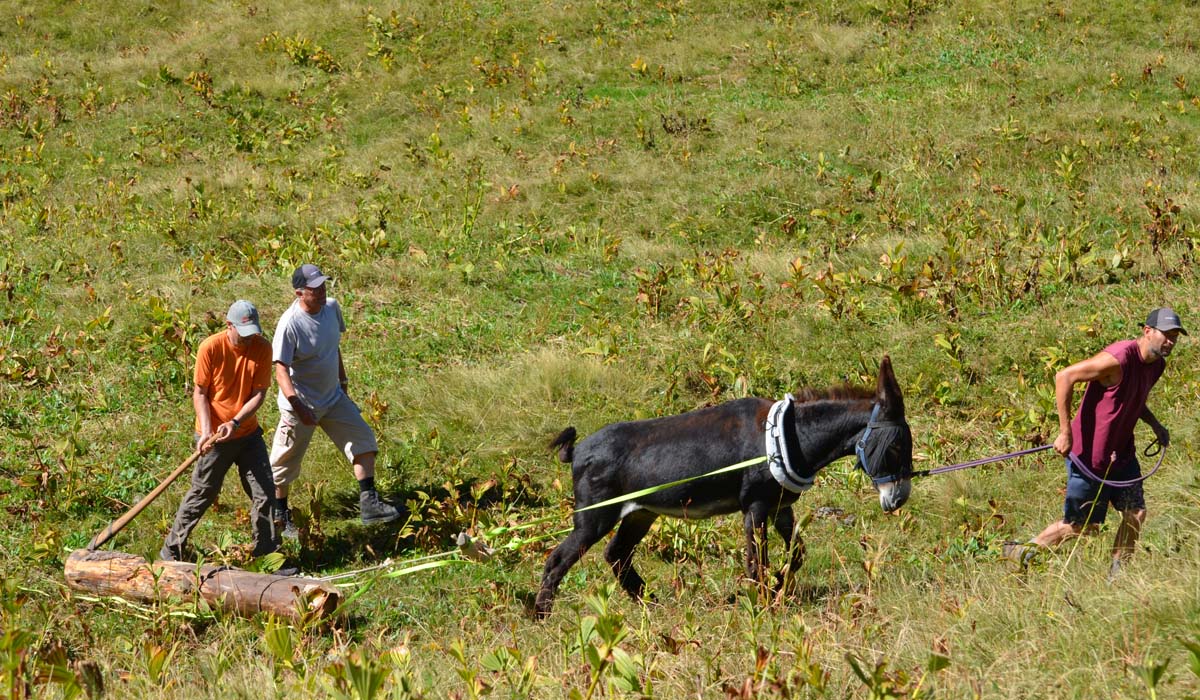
[64,549,341,622]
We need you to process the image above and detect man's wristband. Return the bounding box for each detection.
[230,417,241,428]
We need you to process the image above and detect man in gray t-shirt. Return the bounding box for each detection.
[269,264,400,537]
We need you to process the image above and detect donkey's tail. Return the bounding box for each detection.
[549,427,577,463]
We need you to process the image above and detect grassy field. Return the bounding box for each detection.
[3,0,1200,696]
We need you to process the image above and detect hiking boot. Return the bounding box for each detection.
[1001,541,1039,567]
[360,489,400,525]
[279,508,300,540]
[1107,558,1122,583]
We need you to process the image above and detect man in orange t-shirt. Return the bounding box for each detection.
[161,300,293,573]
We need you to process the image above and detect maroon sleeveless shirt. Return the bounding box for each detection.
[1070,339,1164,470]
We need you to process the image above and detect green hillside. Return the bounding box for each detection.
[2,0,1199,696]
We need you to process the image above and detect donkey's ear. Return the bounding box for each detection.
[875,355,905,419]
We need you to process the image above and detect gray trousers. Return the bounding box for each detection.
[163,428,280,557]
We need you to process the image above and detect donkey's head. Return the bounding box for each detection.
[856,355,913,512]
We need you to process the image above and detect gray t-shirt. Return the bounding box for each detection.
[273,298,346,411]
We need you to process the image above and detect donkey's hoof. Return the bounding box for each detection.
[532,591,555,619]
[772,571,798,594]
[635,591,659,607]
[625,584,651,602]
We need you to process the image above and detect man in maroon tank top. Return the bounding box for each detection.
[1005,308,1184,577]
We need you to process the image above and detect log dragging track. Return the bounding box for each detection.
[65,550,341,622]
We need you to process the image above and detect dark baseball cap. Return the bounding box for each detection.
[291,264,330,289]
[1144,307,1188,335]
[226,300,263,336]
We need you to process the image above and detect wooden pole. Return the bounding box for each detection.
[64,550,342,622]
[87,436,217,551]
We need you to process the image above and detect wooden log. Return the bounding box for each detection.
[64,549,341,622]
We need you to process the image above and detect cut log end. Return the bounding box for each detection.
[64,549,342,622]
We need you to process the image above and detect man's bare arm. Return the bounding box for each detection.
[1052,351,1121,455]
[1139,406,1169,448]
[193,383,215,450]
[337,349,348,394]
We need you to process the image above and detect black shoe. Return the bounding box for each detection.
[274,562,301,577]
[279,508,300,540]
[159,544,192,563]
[360,489,400,525]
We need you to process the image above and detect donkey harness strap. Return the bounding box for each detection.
[765,394,814,493]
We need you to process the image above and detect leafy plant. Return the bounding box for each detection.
[0,583,34,698]
[1129,658,1169,700]
[141,640,178,688]
[447,640,489,700]
[479,645,538,699]
[571,584,645,698]
[262,618,297,679]
[325,650,394,700]
[846,653,909,700]
[258,32,341,73]
[1181,638,1200,678]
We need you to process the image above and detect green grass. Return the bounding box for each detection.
[3,0,1200,696]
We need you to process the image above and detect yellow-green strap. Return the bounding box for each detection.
[575,456,767,513]
[382,559,463,579]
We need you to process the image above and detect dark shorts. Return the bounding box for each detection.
[1063,456,1145,526]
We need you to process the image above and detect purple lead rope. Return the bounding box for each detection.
[1065,444,1166,487]
[911,445,1054,478]
[912,441,1166,487]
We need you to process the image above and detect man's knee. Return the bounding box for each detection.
[1122,508,1147,526]
[1035,519,1084,546]
[186,476,222,501]
[271,448,307,487]
[272,466,299,490]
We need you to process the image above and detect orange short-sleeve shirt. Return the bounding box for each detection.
[193,331,272,439]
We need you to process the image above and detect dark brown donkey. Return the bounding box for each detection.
[535,356,913,617]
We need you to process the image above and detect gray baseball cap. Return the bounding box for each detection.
[291,264,330,289]
[226,300,263,337]
[1144,307,1188,335]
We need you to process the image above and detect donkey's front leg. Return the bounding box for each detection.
[743,503,771,583]
[773,506,805,576]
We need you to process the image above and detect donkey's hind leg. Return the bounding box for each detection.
[535,510,619,618]
[604,510,658,600]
